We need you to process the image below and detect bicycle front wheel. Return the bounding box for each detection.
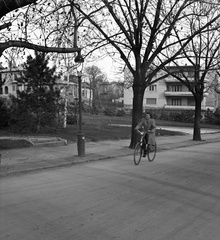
[147,142,157,162]
[134,142,142,165]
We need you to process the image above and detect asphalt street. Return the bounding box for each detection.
[1,142,220,240]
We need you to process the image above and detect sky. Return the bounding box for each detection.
[89,56,124,82]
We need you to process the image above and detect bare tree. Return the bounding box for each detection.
[0,0,36,19]
[84,65,106,109]
[2,0,220,146]
[0,0,81,62]
[71,0,220,147]
[162,1,220,140]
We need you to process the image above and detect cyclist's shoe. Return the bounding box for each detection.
[143,150,148,157]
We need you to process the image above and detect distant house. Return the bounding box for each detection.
[0,65,24,100]
[57,74,92,105]
[123,65,215,112]
[95,82,124,108]
[0,65,92,105]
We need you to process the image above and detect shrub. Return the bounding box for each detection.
[67,114,78,125]
[82,103,92,113]
[116,109,126,117]
[9,95,60,133]
[204,107,220,125]
[204,108,216,124]
[179,110,194,123]
[213,108,220,125]
[150,108,194,123]
[0,98,10,128]
[7,52,64,133]
[157,109,170,121]
[104,107,116,116]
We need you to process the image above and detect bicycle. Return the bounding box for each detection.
[133,130,157,165]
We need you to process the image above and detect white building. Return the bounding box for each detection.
[58,74,92,104]
[0,65,24,99]
[124,66,215,112]
[0,65,92,105]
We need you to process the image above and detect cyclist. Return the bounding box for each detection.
[135,112,156,157]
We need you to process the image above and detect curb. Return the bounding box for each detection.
[28,137,67,147]
[1,137,220,178]
[0,149,134,178]
[158,137,220,151]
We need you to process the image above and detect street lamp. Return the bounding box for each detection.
[75,50,85,156]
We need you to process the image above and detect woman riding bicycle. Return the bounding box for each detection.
[135,112,156,157]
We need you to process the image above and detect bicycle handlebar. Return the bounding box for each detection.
[136,130,144,135]
[136,130,152,135]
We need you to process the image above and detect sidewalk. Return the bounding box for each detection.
[1,132,220,177]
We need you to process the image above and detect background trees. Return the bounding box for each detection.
[0,0,36,19]
[162,1,220,140]
[84,65,106,109]
[72,0,220,147]
[0,98,10,127]
[10,52,63,132]
[0,0,81,76]
[1,0,220,146]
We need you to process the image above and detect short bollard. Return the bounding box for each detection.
[77,133,85,157]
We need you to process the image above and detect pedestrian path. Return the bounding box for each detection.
[157,126,220,134]
[1,132,220,177]
[109,124,220,135]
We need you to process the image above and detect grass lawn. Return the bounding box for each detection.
[0,139,32,149]
[1,113,220,149]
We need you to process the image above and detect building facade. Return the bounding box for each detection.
[59,74,92,105]
[0,66,92,105]
[0,65,24,100]
[96,82,124,108]
[123,66,215,112]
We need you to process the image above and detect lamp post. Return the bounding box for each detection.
[75,50,85,156]
[77,70,85,156]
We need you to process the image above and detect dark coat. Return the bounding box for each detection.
[135,118,156,145]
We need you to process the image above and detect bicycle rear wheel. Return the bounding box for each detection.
[134,142,142,165]
[147,142,156,162]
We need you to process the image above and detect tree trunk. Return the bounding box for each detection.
[129,81,145,149]
[193,95,202,141]
[89,82,92,107]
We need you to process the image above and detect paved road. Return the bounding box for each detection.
[1,142,220,240]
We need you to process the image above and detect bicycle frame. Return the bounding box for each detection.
[136,130,147,148]
[134,130,156,164]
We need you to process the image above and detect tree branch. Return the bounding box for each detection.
[0,22,12,31]
[0,40,81,56]
[0,0,37,18]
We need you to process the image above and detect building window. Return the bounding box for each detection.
[12,85,17,91]
[0,87,2,94]
[74,86,77,97]
[82,89,87,97]
[171,85,182,92]
[148,84,157,91]
[187,98,195,106]
[146,98,157,105]
[5,86,8,94]
[171,99,182,106]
